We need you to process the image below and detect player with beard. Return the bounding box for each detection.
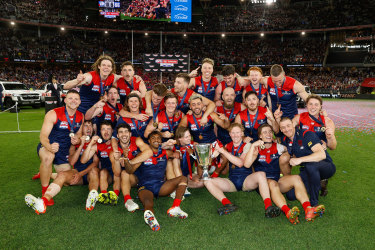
[188,58,219,101]
[110,123,153,213]
[29,90,83,208]
[80,121,120,205]
[64,55,121,114]
[115,93,151,142]
[215,87,246,146]
[115,61,147,104]
[235,91,278,143]
[144,92,183,142]
[214,65,245,105]
[245,124,325,223]
[24,119,99,214]
[278,117,336,208]
[204,123,281,217]
[179,94,230,144]
[85,87,123,130]
[122,131,189,231]
[168,74,215,127]
[261,64,309,119]
[242,67,271,108]
[291,95,336,196]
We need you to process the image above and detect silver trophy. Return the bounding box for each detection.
[194,143,213,180]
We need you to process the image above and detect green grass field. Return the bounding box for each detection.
[1,107,375,249]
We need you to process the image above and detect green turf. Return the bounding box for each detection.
[0,108,375,249]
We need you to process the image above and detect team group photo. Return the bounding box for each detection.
[1,0,375,249]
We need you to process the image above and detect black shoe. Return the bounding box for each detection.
[217,204,238,216]
[265,205,281,218]
[320,179,328,197]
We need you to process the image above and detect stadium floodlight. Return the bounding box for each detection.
[145,33,149,36]
[10,21,15,25]
[260,33,264,37]
[183,34,187,37]
[61,27,65,31]
[350,40,353,43]
[266,0,273,5]
[105,31,108,34]
[221,33,225,37]
[302,31,306,35]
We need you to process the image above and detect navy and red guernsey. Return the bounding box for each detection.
[225,141,252,191]
[267,76,298,119]
[238,106,268,141]
[73,142,93,172]
[254,142,282,181]
[194,76,219,101]
[96,142,113,170]
[79,71,115,114]
[157,111,183,142]
[118,137,140,160]
[298,112,327,143]
[171,88,195,114]
[117,76,141,105]
[244,84,269,106]
[216,102,242,145]
[174,143,195,178]
[281,129,333,163]
[115,111,151,141]
[97,102,123,129]
[45,107,84,165]
[135,148,168,187]
[186,114,216,143]
[220,79,244,103]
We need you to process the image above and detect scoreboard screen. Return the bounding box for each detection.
[99,0,121,19]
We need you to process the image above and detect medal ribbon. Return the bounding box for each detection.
[107,102,119,113]
[64,108,76,133]
[165,111,176,132]
[124,78,134,91]
[151,101,160,123]
[201,77,212,97]
[229,141,243,169]
[131,118,141,137]
[308,114,325,127]
[251,84,262,100]
[247,109,259,133]
[177,90,188,110]
[192,115,203,138]
[274,78,285,105]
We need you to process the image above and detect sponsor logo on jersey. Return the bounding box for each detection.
[100,151,109,158]
[144,158,153,165]
[105,114,112,120]
[302,125,309,130]
[119,89,126,95]
[59,121,69,129]
[92,85,99,92]
[190,124,197,130]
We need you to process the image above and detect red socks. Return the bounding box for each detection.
[264,198,272,210]
[221,198,232,206]
[302,201,311,212]
[114,190,120,196]
[172,199,182,207]
[101,190,107,193]
[124,194,132,203]
[42,197,49,204]
[42,185,48,195]
[281,205,290,215]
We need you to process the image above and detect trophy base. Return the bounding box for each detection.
[201,169,211,181]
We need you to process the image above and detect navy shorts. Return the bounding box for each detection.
[229,175,248,191]
[37,142,69,165]
[138,181,165,198]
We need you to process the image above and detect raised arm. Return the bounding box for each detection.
[64,71,92,90]
[293,81,309,101]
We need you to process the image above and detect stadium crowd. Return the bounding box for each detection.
[1,0,374,32]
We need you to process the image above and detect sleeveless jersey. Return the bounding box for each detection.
[254,143,282,179]
[220,79,243,103]
[194,76,218,101]
[216,102,242,145]
[79,71,115,114]
[174,144,195,177]
[73,142,93,172]
[136,148,169,186]
[225,141,252,179]
[117,76,141,105]
[267,76,297,119]
[118,137,140,160]
[244,84,269,105]
[238,106,268,141]
[171,88,195,114]
[157,110,183,142]
[98,102,123,129]
[299,112,327,143]
[186,114,216,143]
[115,111,151,141]
[97,142,113,170]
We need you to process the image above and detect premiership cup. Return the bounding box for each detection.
[194,143,213,180]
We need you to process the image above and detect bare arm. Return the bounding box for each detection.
[64,71,92,90]
[214,84,223,102]
[325,117,337,150]
[293,81,309,101]
[211,112,230,129]
[292,114,300,127]
[68,139,85,166]
[85,100,105,121]
[265,107,279,134]
[201,96,215,122]
[138,80,147,98]
[178,115,188,128]
[78,155,99,177]
[40,110,58,153]
[144,90,153,116]
[216,145,244,167]
[188,77,196,89]
[243,141,261,168]
[144,117,157,139]
[81,136,98,164]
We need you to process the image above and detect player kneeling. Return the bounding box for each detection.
[25,120,100,214]
[122,131,188,231]
[204,123,280,217]
[245,124,325,223]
